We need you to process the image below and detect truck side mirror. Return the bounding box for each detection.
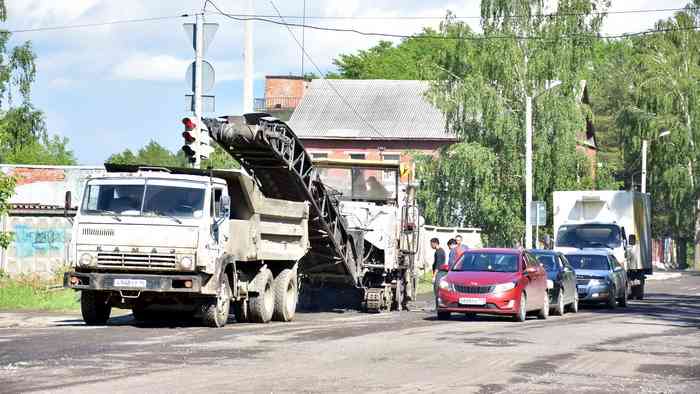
[220,195,231,219]
[64,191,72,212]
[628,234,636,246]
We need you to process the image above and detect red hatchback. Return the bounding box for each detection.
[436,248,549,322]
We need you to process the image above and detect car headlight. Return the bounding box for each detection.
[589,279,606,286]
[492,282,516,293]
[546,280,554,289]
[78,253,95,267]
[439,279,451,290]
[179,256,194,271]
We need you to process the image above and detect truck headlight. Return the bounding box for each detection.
[439,279,451,290]
[178,256,194,271]
[492,282,516,293]
[78,253,95,267]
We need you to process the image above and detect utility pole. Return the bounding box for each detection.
[193,12,205,169]
[525,95,533,249]
[641,139,648,193]
[243,0,254,113]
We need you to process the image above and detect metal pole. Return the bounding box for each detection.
[243,0,254,113]
[194,12,204,169]
[535,205,539,249]
[641,139,648,193]
[525,95,533,249]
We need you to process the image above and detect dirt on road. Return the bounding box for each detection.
[1,272,699,393]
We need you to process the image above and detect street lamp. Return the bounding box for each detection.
[525,80,562,249]
[641,128,671,194]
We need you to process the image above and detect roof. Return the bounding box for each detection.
[465,248,521,255]
[561,248,613,256]
[288,79,456,141]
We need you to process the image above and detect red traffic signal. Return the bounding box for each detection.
[182,117,196,130]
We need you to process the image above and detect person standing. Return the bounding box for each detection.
[454,234,469,264]
[431,238,446,282]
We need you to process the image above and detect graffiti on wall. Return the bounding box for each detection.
[13,224,66,258]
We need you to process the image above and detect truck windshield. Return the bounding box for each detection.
[565,255,610,271]
[317,166,397,202]
[81,181,206,218]
[452,253,518,273]
[556,224,622,249]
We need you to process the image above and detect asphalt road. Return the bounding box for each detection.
[1,272,699,393]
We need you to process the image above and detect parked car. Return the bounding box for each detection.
[436,248,549,322]
[565,249,628,309]
[530,249,578,315]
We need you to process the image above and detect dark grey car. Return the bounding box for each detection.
[530,250,578,315]
[565,250,628,309]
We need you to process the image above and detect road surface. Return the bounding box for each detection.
[1,272,699,393]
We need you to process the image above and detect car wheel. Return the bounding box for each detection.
[437,311,451,320]
[568,291,579,313]
[607,286,617,309]
[538,292,549,320]
[553,289,565,316]
[513,292,527,322]
[618,282,628,307]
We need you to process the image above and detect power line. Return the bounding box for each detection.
[8,14,191,34]
[261,0,387,139]
[203,6,699,20]
[206,5,700,41]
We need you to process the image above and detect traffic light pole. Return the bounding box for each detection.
[193,12,205,169]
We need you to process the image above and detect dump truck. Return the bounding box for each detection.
[552,190,652,299]
[65,113,419,325]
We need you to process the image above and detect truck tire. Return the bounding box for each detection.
[272,268,298,322]
[81,291,111,325]
[249,268,274,323]
[202,275,231,328]
[233,300,249,323]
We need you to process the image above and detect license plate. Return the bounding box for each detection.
[459,297,486,306]
[114,278,147,288]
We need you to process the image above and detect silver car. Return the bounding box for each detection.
[565,249,628,309]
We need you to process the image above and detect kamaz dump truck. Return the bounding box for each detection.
[65,113,419,325]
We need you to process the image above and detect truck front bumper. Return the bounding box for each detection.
[64,272,204,293]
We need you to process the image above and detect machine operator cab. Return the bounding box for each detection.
[312,158,400,205]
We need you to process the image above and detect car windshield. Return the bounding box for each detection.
[534,254,558,272]
[556,224,622,248]
[452,253,518,273]
[81,180,206,218]
[316,166,397,202]
[565,255,610,271]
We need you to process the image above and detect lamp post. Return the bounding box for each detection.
[641,129,671,194]
[525,81,562,249]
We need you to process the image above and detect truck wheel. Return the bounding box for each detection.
[272,268,298,322]
[202,275,231,328]
[233,300,249,323]
[81,291,111,325]
[249,268,274,323]
[553,289,565,316]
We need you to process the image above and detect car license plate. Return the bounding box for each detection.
[577,285,587,293]
[459,297,486,306]
[114,278,147,288]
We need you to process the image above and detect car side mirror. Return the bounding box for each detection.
[628,234,636,246]
[220,195,231,219]
[438,263,449,272]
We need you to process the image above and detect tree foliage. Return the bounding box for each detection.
[108,141,240,170]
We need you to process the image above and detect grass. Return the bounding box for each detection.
[0,269,80,312]
[416,271,435,295]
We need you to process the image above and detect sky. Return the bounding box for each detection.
[3,0,691,165]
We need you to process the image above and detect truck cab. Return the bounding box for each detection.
[65,165,309,327]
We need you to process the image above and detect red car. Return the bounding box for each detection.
[436,248,549,322]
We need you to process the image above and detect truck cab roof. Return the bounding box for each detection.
[99,163,247,186]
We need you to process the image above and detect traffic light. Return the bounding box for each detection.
[182,117,199,165]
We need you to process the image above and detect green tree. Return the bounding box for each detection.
[108,141,181,167]
[418,1,608,245]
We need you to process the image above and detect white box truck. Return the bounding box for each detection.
[553,191,652,299]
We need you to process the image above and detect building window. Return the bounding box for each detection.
[349,153,366,160]
[381,153,400,162]
[311,152,328,159]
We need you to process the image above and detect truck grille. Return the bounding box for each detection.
[453,284,494,294]
[97,252,177,270]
